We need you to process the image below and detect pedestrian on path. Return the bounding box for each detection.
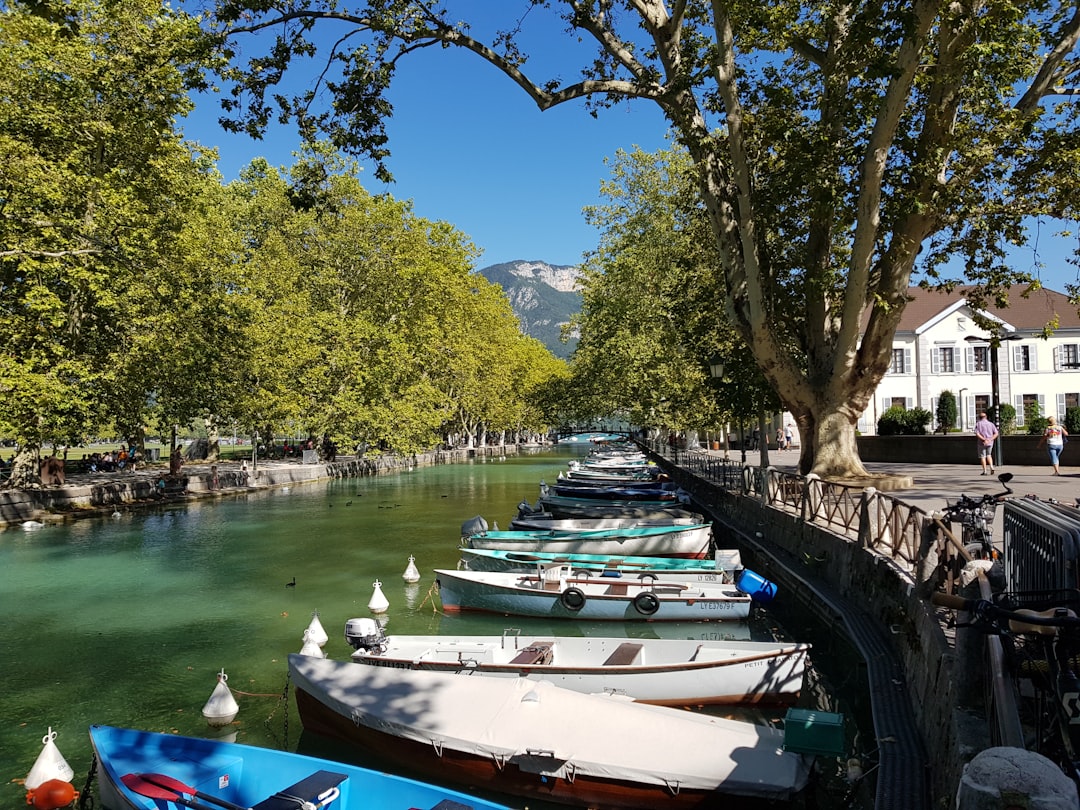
[1038,415,1069,476]
[974,411,998,475]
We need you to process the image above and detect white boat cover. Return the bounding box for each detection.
[288,654,811,801]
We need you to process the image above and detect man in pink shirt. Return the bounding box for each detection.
[974,411,999,475]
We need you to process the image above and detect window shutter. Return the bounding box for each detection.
[968,398,977,429]
[931,349,940,374]
[1055,345,1062,372]
[904,349,912,374]
[1039,394,1046,418]
[930,397,938,423]
[965,346,975,373]
[1014,394,1025,427]
[1058,393,1067,421]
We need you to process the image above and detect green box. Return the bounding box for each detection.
[783,708,846,757]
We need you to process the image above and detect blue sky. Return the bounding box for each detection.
[180,14,1080,291]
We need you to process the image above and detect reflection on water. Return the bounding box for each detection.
[0,448,863,809]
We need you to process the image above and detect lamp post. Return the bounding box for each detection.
[709,357,737,462]
[965,332,1021,469]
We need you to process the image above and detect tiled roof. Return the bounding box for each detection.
[892,285,1080,332]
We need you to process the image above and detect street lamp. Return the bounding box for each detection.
[964,331,1022,469]
[708,356,737,462]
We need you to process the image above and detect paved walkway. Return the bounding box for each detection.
[711,450,1079,511]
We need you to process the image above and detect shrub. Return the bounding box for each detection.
[998,404,1017,435]
[1066,407,1080,436]
[1024,400,1048,436]
[877,405,934,436]
[936,391,958,433]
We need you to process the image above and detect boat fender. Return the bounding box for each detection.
[26,779,77,810]
[633,591,661,615]
[559,587,586,612]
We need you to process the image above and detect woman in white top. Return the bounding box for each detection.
[1039,415,1069,476]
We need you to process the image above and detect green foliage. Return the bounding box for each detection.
[1025,400,1048,436]
[998,404,1017,435]
[936,391,958,434]
[878,406,934,436]
[1065,407,1080,436]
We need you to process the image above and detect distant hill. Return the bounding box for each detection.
[477,260,582,359]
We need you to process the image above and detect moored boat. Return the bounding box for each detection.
[288,653,813,808]
[88,724,512,810]
[458,547,741,581]
[435,564,752,620]
[462,522,713,558]
[507,513,706,530]
[343,619,809,706]
[525,492,698,520]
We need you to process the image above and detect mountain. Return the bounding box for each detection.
[477,260,583,359]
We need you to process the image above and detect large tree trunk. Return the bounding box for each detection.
[797,408,869,479]
[7,443,42,489]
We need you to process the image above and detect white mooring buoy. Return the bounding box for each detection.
[299,628,325,658]
[25,728,74,790]
[305,611,329,647]
[201,669,239,727]
[402,555,420,583]
[368,580,389,613]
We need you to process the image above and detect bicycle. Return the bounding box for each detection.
[932,588,1080,786]
[939,472,1014,559]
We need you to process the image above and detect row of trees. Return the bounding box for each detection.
[0,0,566,487]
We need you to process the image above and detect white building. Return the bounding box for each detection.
[861,286,1080,434]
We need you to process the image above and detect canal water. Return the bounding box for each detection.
[1,446,871,809]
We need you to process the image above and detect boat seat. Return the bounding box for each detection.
[509,641,553,665]
[252,770,347,810]
[602,642,643,666]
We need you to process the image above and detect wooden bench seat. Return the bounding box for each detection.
[252,769,347,810]
[602,642,643,666]
[509,641,553,665]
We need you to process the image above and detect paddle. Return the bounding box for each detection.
[121,774,219,810]
[139,774,250,810]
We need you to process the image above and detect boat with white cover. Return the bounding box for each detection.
[435,564,751,620]
[458,547,741,582]
[342,619,809,706]
[507,513,706,531]
[461,523,713,558]
[288,653,813,808]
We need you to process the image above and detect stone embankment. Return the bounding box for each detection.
[0,444,526,527]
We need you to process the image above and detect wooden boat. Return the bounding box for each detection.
[458,547,742,581]
[508,513,705,531]
[525,492,698,520]
[343,619,809,706]
[88,724,511,810]
[462,523,713,557]
[289,654,813,808]
[435,564,752,620]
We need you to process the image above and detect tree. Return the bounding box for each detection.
[0,0,222,486]
[936,391,958,434]
[210,1,1080,479]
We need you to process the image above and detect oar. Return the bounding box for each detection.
[120,774,219,810]
[139,774,250,810]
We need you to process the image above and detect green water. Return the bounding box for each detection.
[1,448,855,809]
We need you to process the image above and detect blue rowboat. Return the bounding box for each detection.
[89,724,511,810]
[435,565,751,621]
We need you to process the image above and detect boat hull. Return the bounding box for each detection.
[349,634,809,706]
[289,655,811,809]
[435,568,751,621]
[532,494,699,520]
[508,515,704,531]
[88,724,511,810]
[458,548,739,582]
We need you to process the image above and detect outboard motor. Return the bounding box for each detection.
[344,617,387,655]
[460,515,488,538]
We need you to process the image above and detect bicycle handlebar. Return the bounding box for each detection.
[931,591,1080,634]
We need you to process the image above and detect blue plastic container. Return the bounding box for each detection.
[735,568,778,602]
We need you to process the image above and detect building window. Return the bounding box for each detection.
[887,397,908,410]
[1055,344,1080,371]
[890,348,911,374]
[971,346,989,372]
[1013,344,1037,372]
[931,345,958,374]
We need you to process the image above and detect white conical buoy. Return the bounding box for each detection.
[299,628,325,658]
[201,669,239,727]
[25,728,74,790]
[402,555,420,583]
[305,611,328,647]
[368,580,389,613]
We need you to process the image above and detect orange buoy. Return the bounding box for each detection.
[26,779,77,809]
